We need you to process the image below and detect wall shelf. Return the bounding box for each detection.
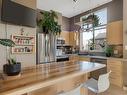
[11,35,35,54]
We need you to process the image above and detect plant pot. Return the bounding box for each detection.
[3,62,21,76]
[106,53,112,57]
[43,26,49,34]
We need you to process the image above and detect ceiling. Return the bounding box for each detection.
[37,0,112,18]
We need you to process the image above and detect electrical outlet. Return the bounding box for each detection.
[125,45,127,50]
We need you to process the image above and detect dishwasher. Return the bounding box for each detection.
[90,58,107,79]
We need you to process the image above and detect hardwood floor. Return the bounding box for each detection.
[88,85,127,95]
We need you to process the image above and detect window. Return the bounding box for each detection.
[80,8,107,51]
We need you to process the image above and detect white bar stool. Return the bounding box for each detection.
[82,71,111,95]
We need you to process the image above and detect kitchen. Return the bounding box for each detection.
[0,0,127,95]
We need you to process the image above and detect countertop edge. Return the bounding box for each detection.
[1,63,105,95]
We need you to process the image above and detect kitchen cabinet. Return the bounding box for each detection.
[69,55,79,61]
[29,86,57,95]
[79,56,90,62]
[107,59,123,87]
[29,75,88,95]
[69,32,79,46]
[59,31,79,46]
[56,75,87,94]
[107,20,123,45]
[59,31,70,44]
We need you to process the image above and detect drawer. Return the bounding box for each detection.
[110,77,123,87]
[107,66,122,72]
[109,72,122,79]
[69,56,79,61]
[107,60,122,66]
[79,57,90,61]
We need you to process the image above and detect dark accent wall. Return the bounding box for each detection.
[70,0,123,31]
[62,16,70,31]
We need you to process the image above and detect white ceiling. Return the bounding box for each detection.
[37,0,112,18]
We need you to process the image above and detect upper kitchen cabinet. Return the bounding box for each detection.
[69,32,79,46]
[59,31,70,44]
[12,0,37,9]
[107,20,123,45]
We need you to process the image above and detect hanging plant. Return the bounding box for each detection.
[82,13,100,27]
[37,10,61,35]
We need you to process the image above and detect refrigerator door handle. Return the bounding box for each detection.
[47,39,50,58]
[45,38,47,57]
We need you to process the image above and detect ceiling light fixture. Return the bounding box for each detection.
[73,0,78,3]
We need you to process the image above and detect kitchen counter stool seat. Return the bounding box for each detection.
[82,71,111,95]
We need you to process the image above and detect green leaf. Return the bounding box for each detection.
[0,39,15,47]
[37,10,61,35]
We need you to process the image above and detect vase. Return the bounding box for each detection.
[3,62,21,76]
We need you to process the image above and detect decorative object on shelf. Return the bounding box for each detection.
[0,39,21,76]
[37,10,61,35]
[105,45,114,57]
[11,35,35,54]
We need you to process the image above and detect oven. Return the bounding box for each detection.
[56,56,69,62]
[90,58,107,79]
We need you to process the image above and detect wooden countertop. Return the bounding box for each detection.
[0,61,105,95]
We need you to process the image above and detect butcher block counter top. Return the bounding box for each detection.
[0,61,105,95]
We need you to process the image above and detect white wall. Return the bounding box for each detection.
[0,23,36,70]
[123,0,127,58]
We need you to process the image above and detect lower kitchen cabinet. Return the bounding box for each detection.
[59,31,70,44]
[56,75,88,94]
[107,59,123,87]
[79,56,90,62]
[69,55,79,62]
[28,75,88,95]
[29,85,57,95]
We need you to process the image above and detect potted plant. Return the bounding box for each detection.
[104,45,114,57]
[37,10,61,35]
[0,39,21,76]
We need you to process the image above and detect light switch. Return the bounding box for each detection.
[125,45,127,50]
[114,50,118,54]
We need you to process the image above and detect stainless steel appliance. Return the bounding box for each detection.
[90,58,107,79]
[37,33,56,64]
[56,55,69,62]
[56,38,65,45]
[64,45,73,54]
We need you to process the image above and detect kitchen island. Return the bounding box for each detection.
[0,61,105,95]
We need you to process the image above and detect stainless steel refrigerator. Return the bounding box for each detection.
[37,33,56,64]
